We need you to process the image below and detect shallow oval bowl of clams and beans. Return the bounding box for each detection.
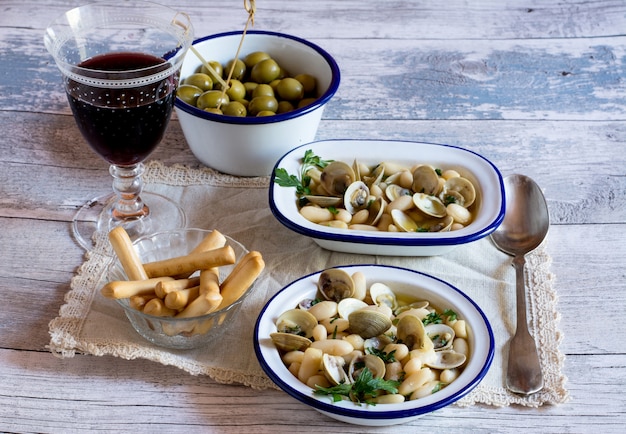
[269,139,505,256]
[254,265,495,426]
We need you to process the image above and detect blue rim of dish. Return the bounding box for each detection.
[253,264,495,420]
[269,139,506,247]
[174,30,341,124]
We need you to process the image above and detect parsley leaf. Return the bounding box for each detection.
[273,150,333,197]
[422,311,443,325]
[366,347,397,363]
[443,309,458,322]
[314,367,400,405]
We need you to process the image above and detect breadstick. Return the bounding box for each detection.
[143,245,236,278]
[129,294,158,311]
[191,230,227,253]
[155,276,201,299]
[173,230,227,279]
[176,292,222,318]
[199,269,223,311]
[218,251,264,309]
[143,297,177,317]
[108,226,148,281]
[100,276,173,299]
[164,285,200,310]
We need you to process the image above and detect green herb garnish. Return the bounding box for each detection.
[422,311,443,325]
[443,309,458,322]
[366,347,397,363]
[314,367,400,405]
[273,150,333,196]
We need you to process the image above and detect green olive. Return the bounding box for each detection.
[197,90,230,110]
[297,97,317,109]
[244,82,258,98]
[250,58,280,84]
[226,79,247,101]
[276,77,304,101]
[222,101,247,117]
[294,73,317,94]
[277,100,295,114]
[269,79,281,91]
[184,73,213,91]
[204,107,223,115]
[201,61,223,80]
[225,58,247,80]
[248,95,278,115]
[256,110,276,117]
[252,83,275,99]
[244,51,271,68]
[177,84,203,106]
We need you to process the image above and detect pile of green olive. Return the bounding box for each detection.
[177,51,319,117]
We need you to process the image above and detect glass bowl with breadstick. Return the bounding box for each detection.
[102,227,264,349]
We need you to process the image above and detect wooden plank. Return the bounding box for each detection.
[14,0,626,39]
[0,347,623,432]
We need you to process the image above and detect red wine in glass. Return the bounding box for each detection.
[66,52,177,166]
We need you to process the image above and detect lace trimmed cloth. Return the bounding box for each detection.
[48,161,570,407]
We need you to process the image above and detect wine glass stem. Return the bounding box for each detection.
[109,163,149,221]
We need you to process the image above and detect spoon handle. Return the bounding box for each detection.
[506,254,544,395]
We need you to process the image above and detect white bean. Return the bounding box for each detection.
[310,339,354,356]
[409,380,441,400]
[398,367,435,396]
[440,368,459,384]
[452,319,468,338]
[372,394,405,404]
[343,333,365,351]
[308,300,337,321]
[297,347,323,384]
[453,337,469,357]
[446,203,472,224]
[312,324,327,342]
[351,209,369,224]
[282,350,304,365]
[351,271,367,300]
[300,206,333,223]
[320,317,350,334]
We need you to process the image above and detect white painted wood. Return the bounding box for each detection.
[1,0,625,432]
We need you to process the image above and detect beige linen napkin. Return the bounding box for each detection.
[49,161,569,407]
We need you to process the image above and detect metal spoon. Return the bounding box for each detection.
[490,174,549,395]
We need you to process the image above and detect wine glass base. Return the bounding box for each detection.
[72,192,186,251]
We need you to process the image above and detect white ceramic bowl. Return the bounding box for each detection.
[107,228,252,350]
[254,264,494,426]
[174,31,341,176]
[269,139,505,256]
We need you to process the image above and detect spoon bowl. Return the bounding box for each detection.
[490,174,549,395]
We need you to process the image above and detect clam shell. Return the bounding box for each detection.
[396,314,434,351]
[390,209,418,232]
[369,282,398,311]
[348,353,386,381]
[413,193,447,218]
[322,353,351,385]
[344,181,370,214]
[411,165,440,195]
[424,323,455,351]
[303,195,343,207]
[442,176,476,207]
[348,308,392,338]
[270,332,312,352]
[275,308,318,338]
[320,161,356,196]
[318,268,355,302]
[337,298,369,319]
[424,350,467,369]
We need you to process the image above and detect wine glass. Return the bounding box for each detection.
[44,1,194,250]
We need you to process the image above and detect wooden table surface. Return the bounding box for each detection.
[2,0,625,432]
